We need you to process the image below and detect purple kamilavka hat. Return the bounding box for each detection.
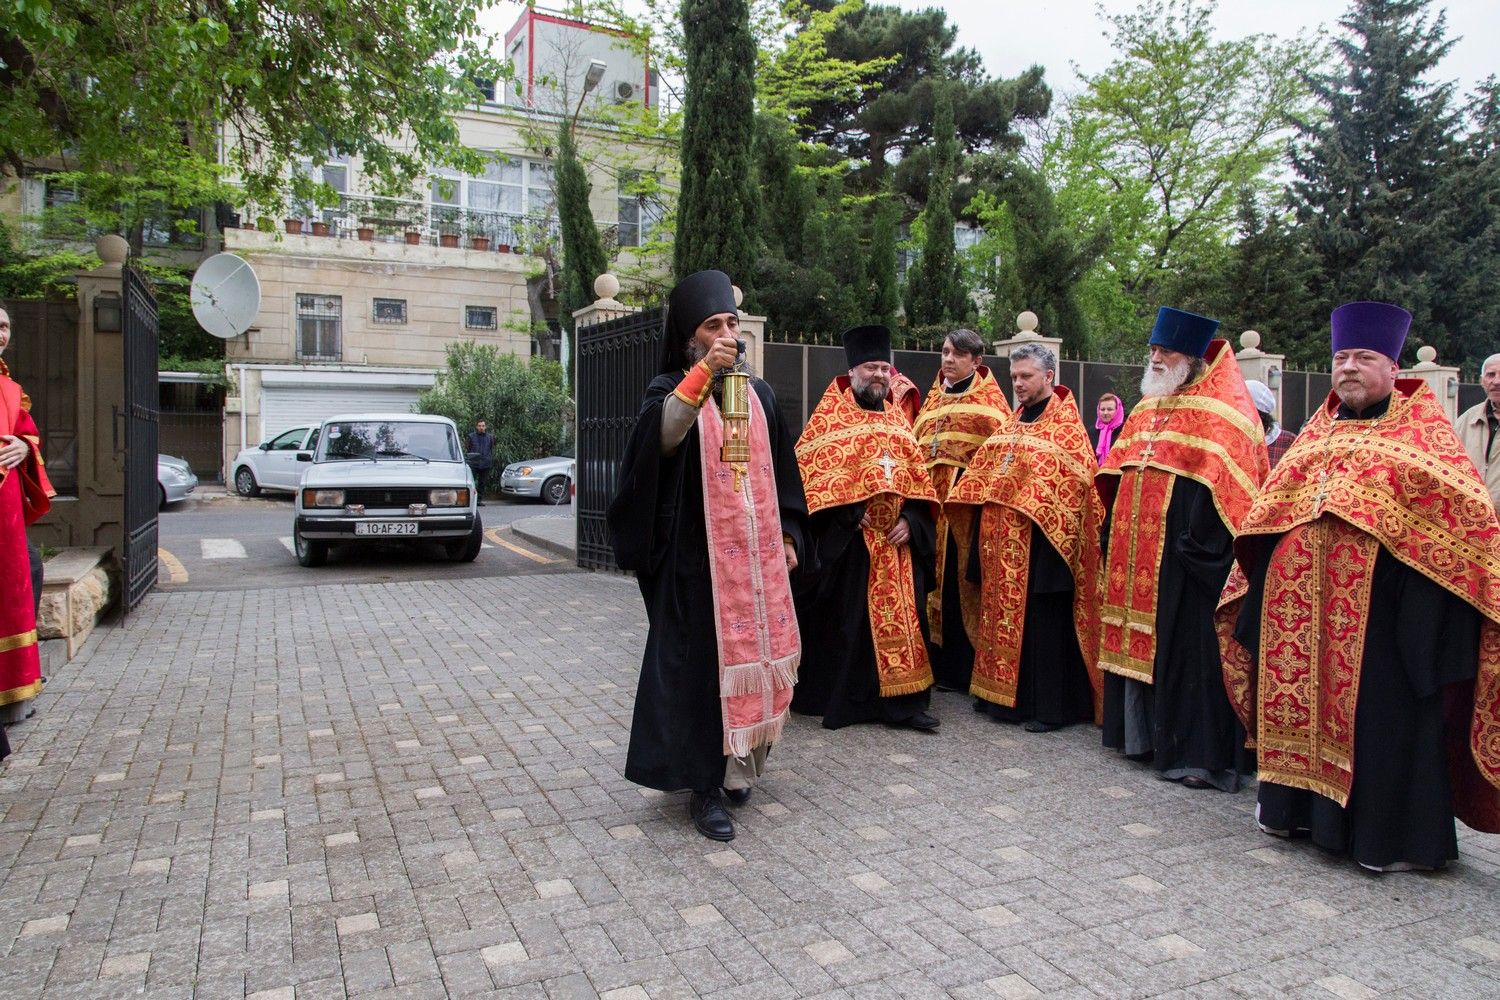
[1330,301,1411,361]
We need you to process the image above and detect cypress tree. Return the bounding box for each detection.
[904,82,963,328]
[555,120,608,381]
[867,196,900,330]
[1290,0,1460,362]
[676,0,757,288]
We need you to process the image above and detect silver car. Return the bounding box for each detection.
[231,425,320,496]
[158,454,198,508]
[499,455,573,505]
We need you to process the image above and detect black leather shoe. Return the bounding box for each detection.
[1022,720,1061,733]
[689,791,735,841]
[722,786,751,806]
[890,711,940,733]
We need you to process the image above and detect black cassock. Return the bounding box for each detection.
[607,372,807,793]
[1234,533,1480,868]
[1101,477,1251,789]
[792,497,935,729]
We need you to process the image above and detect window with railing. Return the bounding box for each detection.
[465,305,498,331]
[297,294,343,361]
[372,298,407,324]
[617,170,665,248]
[431,156,555,245]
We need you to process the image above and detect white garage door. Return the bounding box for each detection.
[260,385,424,440]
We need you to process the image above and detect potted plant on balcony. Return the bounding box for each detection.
[310,219,331,237]
[434,205,461,248]
[283,217,304,235]
[465,210,491,251]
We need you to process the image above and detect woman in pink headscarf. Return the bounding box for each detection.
[1092,393,1124,464]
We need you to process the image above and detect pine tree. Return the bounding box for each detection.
[1290,0,1460,362]
[675,0,758,288]
[1432,78,1500,374]
[1178,190,1324,369]
[555,120,609,381]
[905,82,963,327]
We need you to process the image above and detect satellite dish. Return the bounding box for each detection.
[190,253,261,339]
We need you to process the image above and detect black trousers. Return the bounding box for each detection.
[29,542,42,616]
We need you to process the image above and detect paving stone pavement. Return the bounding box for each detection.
[3,571,1500,999]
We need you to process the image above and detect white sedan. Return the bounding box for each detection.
[231,426,319,496]
[293,414,481,567]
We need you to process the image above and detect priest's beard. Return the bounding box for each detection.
[850,371,889,410]
[1140,356,1193,398]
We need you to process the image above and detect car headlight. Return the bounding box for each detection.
[518,466,533,476]
[302,488,345,508]
[429,488,468,507]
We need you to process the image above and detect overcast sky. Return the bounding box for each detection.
[898,0,1497,96]
[487,1,1497,98]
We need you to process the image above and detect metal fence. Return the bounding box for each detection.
[761,343,1481,436]
[575,306,666,570]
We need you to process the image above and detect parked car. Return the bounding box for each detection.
[158,454,198,508]
[499,455,573,505]
[292,413,481,567]
[231,425,320,496]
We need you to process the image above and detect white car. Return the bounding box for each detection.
[292,414,481,567]
[231,425,320,496]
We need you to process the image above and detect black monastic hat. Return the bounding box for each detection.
[658,269,738,372]
[843,324,892,368]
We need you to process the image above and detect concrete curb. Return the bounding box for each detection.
[509,516,577,561]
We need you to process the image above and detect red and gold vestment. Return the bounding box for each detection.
[912,366,1010,647]
[948,387,1104,718]
[1095,339,1268,683]
[797,377,937,696]
[1217,380,1500,831]
[1,360,55,709]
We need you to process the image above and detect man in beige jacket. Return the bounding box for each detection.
[1456,353,1500,512]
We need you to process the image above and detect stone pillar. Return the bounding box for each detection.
[1402,345,1462,422]
[1234,330,1287,418]
[992,311,1063,361]
[46,235,128,555]
[571,273,638,330]
[992,311,1063,405]
[730,283,766,376]
[572,273,767,374]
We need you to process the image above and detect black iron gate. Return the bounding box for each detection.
[121,263,160,611]
[575,306,665,570]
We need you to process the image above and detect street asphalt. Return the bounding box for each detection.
[2,523,1499,998]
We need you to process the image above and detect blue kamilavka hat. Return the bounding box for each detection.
[1148,307,1220,359]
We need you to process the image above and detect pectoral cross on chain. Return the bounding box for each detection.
[998,452,1016,474]
[1312,467,1331,516]
[877,452,898,484]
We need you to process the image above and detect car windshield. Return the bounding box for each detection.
[317,421,460,462]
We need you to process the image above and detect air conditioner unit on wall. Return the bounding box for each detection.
[613,80,637,102]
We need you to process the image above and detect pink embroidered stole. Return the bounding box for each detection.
[697,391,801,757]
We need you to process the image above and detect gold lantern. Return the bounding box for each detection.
[719,366,752,464]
